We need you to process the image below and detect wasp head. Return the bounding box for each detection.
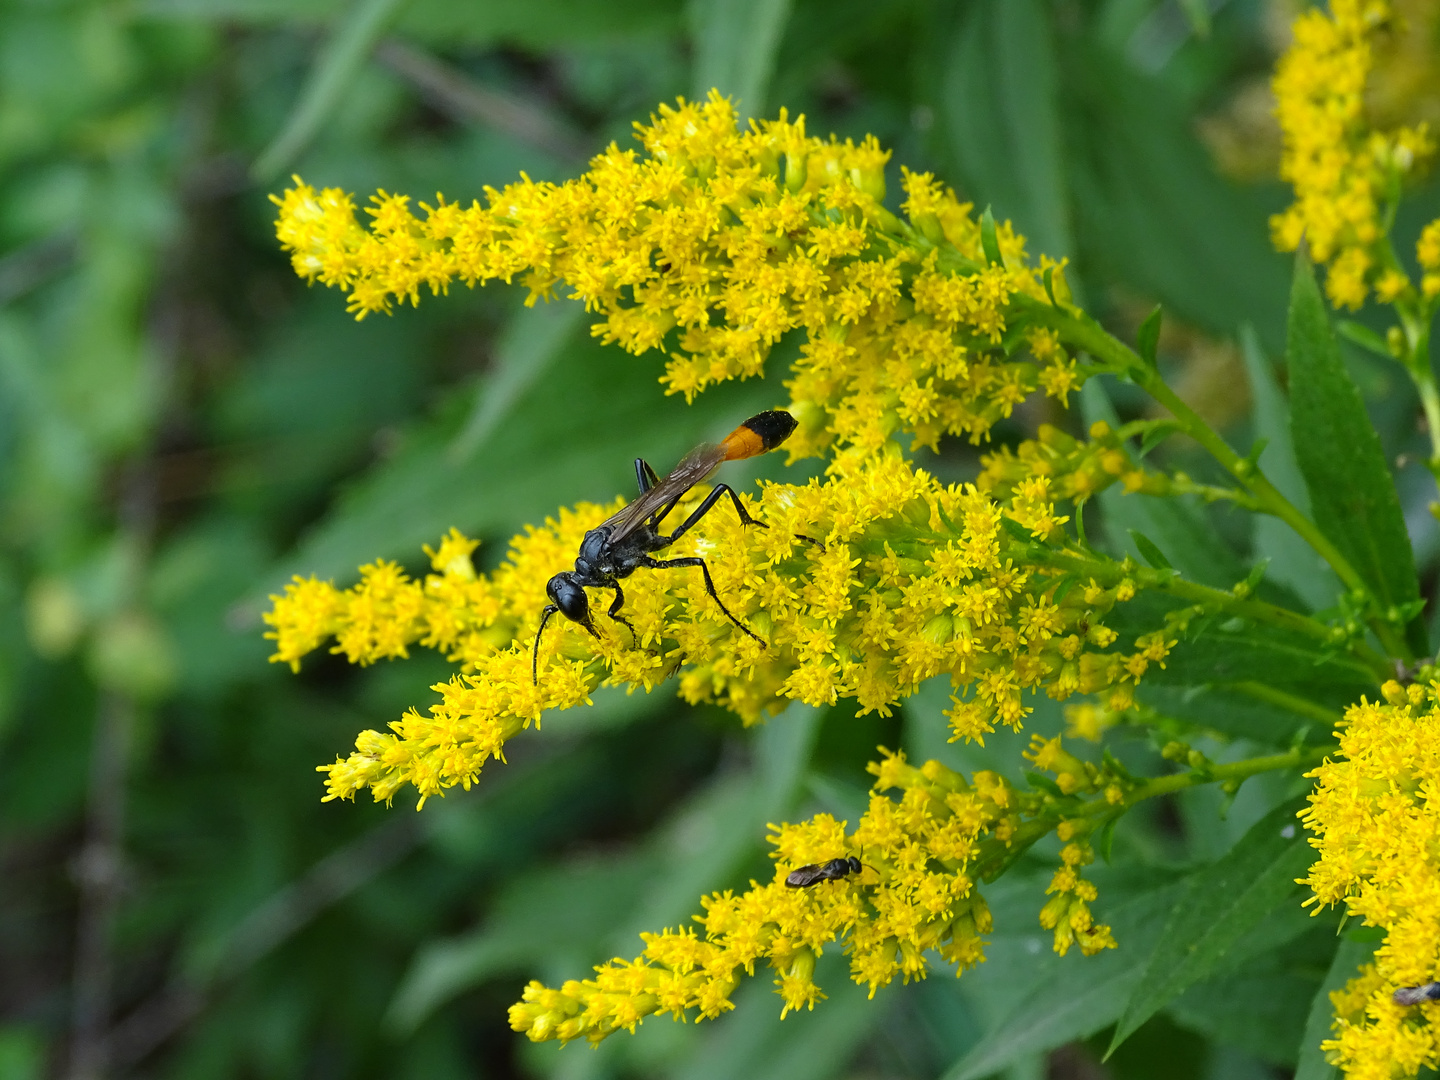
[546,573,597,636]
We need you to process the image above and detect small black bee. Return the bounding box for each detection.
[1394,981,1440,1006]
[785,856,863,888]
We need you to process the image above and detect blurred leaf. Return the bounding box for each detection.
[1241,325,1341,612]
[1134,684,1330,748]
[251,0,410,183]
[1136,304,1161,367]
[385,849,657,1033]
[1127,529,1173,570]
[0,1026,43,1080]
[610,702,822,951]
[1064,43,1288,351]
[1082,380,1257,594]
[389,704,821,1032]
[945,880,1184,1080]
[448,302,583,462]
[939,0,1073,264]
[1286,253,1424,652]
[688,0,794,119]
[1176,0,1211,39]
[1294,936,1375,1080]
[1168,972,1314,1067]
[138,0,682,48]
[1115,597,1372,702]
[1108,798,1312,1054]
[675,949,879,1080]
[259,321,786,594]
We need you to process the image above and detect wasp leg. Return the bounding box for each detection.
[661,483,765,546]
[795,533,827,552]
[634,458,661,494]
[606,583,636,639]
[641,555,764,644]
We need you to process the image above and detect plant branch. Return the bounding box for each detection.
[1019,296,1412,661]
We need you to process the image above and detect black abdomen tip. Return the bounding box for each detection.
[742,410,798,451]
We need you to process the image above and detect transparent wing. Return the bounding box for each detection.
[600,442,726,543]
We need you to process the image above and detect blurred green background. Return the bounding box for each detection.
[4,1,1437,1078]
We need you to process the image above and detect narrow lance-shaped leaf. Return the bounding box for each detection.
[1108,798,1314,1055]
[1285,252,1425,653]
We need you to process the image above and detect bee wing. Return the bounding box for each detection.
[601,443,726,543]
[785,864,824,888]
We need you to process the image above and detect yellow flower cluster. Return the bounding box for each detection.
[271,94,1079,467]
[265,456,1166,806]
[1270,0,1434,309]
[1300,680,1440,1078]
[510,748,1110,1045]
[977,421,1171,505]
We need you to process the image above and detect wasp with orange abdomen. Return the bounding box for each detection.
[531,410,798,685]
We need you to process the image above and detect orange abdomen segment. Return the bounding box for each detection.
[720,410,798,461]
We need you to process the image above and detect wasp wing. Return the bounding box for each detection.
[600,442,727,543]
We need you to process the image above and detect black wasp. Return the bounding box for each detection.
[531,410,798,685]
[785,856,862,888]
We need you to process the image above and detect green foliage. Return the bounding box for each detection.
[3,2,1435,1079]
[1286,253,1425,650]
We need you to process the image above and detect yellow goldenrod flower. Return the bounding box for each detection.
[272,94,1078,467]
[1270,0,1434,309]
[266,458,1157,806]
[1300,679,1440,1078]
[509,749,1114,1045]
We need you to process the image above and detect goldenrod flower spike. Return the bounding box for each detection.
[272,93,1080,465]
[1299,680,1440,1077]
[1270,0,1434,310]
[508,750,1045,1045]
[264,460,1159,807]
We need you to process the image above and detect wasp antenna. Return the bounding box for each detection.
[532,604,560,686]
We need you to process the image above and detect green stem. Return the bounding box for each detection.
[1036,548,1334,645]
[977,743,1333,879]
[1106,743,1332,812]
[1374,235,1440,479]
[1020,297,1412,662]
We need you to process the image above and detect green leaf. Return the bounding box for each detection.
[979,206,1003,267]
[1111,596,1373,699]
[938,0,1074,268]
[1294,936,1376,1080]
[1135,684,1329,748]
[945,879,1185,1080]
[1136,420,1180,459]
[1335,319,1393,360]
[1286,252,1425,653]
[688,0,795,119]
[448,302,583,462]
[1063,48,1288,351]
[1108,798,1314,1055]
[253,318,783,597]
[385,849,657,1033]
[1169,973,1315,1067]
[1127,528,1172,570]
[609,701,822,952]
[1081,381,1264,595]
[251,0,409,182]
[675,950,880,1080]
[1240,325,1342,613]
[1136,304,1161,367]
[1175,0,1211,38]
